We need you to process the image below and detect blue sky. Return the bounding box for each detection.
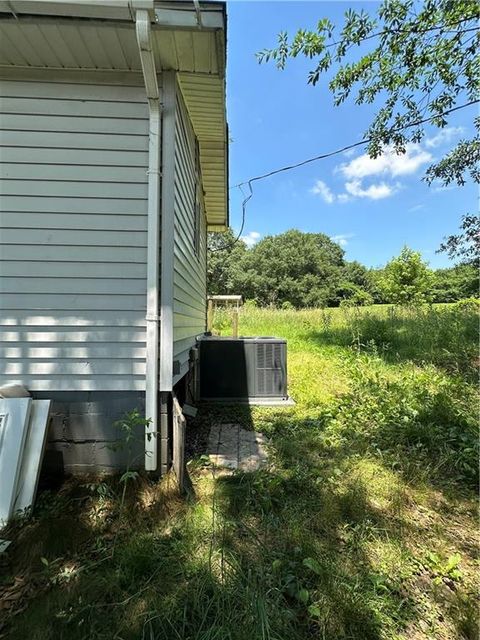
[225,1,477,268]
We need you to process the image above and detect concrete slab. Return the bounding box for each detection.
[207,423,269,472]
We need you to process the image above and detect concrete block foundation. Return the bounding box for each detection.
[33,391,146,475]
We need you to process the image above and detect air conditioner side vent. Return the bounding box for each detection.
[255,342,286,398]
[199,337,288,401]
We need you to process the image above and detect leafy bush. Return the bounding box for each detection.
[380,247,433,305]
[454,297,480,311]
[325,355,478,486]
[432,265,479,302]
[339,287,374,307]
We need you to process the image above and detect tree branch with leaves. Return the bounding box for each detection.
[257,0,480,187]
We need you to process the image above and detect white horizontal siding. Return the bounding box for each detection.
[0,261,146,278]
[1,180,146,199]
[0,212,147,232]
[1,196,148,214]
[2,163,147,182]
[1,97,147,118]
[1,147,148,166]
[0,330,145,343]
[0,278,145,295]
[0,294,146,311]
[4,361,146,376]
[0,113,147,135]
[0,82,145,101]
[0,345,146,359]
[1,130,148,151]
[1,245,146,262]
[0,310,145,327]
[172,86,207,379]
[1,229,147,246]
[0,80,149,392]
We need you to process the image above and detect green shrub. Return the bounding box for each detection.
[339,288,374,308]
[326,356,478,486]
[454,297,480,311]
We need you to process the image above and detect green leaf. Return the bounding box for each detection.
[272,559,282,572]
[119,470,139,484]
[303,557,322,575]
[308,603,322,618]
[444,553,461,573]
[297,588,310,604]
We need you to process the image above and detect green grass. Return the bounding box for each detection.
[1,304,478,640]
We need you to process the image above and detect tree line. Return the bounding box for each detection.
[207,229,479,308]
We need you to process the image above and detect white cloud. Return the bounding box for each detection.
[241,231,261,247]
[425,126,465,148]
[408,203,425,212]
[338,144,432,180]
[310,179,335,204]
[345,179,395,200]
[312,139,442,206]
[310,176,395,203]
[331,233,354,247]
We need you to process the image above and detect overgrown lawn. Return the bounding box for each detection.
[1,304,478,639]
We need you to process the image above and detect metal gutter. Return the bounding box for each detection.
[0,1,153,21]
[157,69,176,475]
[135,8,161,472]
[192,0,202,28]
[158,70,176,395]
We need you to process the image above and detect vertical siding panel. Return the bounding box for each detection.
[172,84,207,379]
[0,80,149,391]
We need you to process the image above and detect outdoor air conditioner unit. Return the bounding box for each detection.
[198,336,291,404]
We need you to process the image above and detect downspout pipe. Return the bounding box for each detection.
[135,9,161,472]
[158,70,176,475]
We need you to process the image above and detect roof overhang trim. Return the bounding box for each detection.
[0,1,154,21]
[0,0,228,228]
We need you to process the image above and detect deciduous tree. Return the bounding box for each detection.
[438,214,480,266]
[431,262,479,302]
[258,0,480,187]
[241,230,345,307]
[207,229,247,295]
[381,246,433,304]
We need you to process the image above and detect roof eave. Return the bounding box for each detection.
[0,0,229,229]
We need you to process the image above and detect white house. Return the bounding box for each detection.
[0,0,228,474]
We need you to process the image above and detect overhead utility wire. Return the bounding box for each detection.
[210,99,479,252]
[233,100,479,190]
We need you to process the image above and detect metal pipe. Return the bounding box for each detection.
[135,9,161,472]
[158,70,176,393]
[193,0,202,28]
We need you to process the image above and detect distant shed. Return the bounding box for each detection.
[208,295,243,310]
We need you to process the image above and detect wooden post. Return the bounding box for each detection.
[232,308,238,338]
[172,395,186,493]
[207,298,213,332]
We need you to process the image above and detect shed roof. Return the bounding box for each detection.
[208,295,243,301]
[0,0,228,229]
